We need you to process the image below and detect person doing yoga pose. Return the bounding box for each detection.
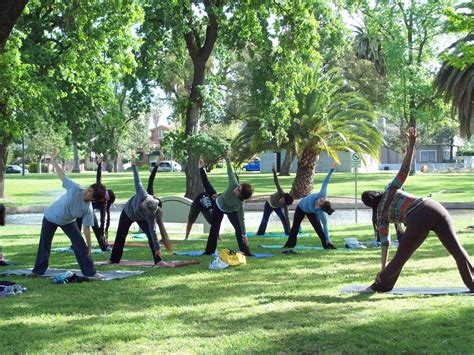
[32,151,106,277]
[362,127,473,293]
[256,163,294,236]
[184,159,218,240]
[283,162,337,249]
[204,157,254,256]
[109,156,173,266]
[76,155,116,251]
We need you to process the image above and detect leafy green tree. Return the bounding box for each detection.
[138,1,322,198]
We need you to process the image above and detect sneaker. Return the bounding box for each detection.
[209,257,229,270]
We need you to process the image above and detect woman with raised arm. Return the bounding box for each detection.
[76,155,115,250]
[283,162,337,249]
[203,156,254,256]
[109,155,173,266]
[32,151,106,277]
[256,163,294,236]
[184,159,218,240]
[361,127,473,292]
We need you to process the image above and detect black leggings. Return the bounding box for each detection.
[110,211,161,264]
[204,206,252,256]
[256,201,290,235]
[284,206,327,248]
[371,199,474,292]
[76,215,108,251]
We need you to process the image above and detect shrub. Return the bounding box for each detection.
[29,162,49,173]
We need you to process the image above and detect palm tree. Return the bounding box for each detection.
[233,64,383,198]
[288,66,382,197]
[353,25,387,77]
[433,2,473,138]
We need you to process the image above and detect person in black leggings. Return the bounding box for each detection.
[109,157,173,266]
[185,159,217,240]
[76,156,116,251]
[362,128,473,293]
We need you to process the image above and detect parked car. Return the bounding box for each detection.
[6,165,29,174]
[156,160,182,172]
[242,158,260,172]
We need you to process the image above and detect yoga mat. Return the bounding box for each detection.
[173,251,274,258]
[247,232,309,238]
[0,268,143,281]
[51,247,127,254]
[95,260,200,267]
[340,285,473,295]
[258,245,352,251]
[107,242,148,248]
[132,234,207,242]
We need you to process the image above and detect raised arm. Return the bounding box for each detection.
[387,127,417,190]
[50,151,65,182]
[272,163,283,194]
[225,157,239,187]
[318,163,336,196]
[147,163,159,195]
[319,212,330,242]
[131,156,144,194]
[96,156,102,184]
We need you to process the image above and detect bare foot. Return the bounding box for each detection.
[156,261,176,268]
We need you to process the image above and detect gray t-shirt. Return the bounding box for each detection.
[123,166,159,247]
[44,177,94,227]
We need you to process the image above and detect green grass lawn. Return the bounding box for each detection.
[2,170,473,207]
[0,217,473,352]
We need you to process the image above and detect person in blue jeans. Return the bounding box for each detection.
[284,162,337,249]
[256,163,294,236]
[32,151,106,277]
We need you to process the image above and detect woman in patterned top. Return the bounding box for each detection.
[362,127,473,292]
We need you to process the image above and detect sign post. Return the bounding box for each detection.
[351,152,362,223]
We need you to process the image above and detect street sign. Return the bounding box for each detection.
[351,152,361,167]
[351,153,361,223]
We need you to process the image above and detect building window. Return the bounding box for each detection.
[158,130,165,139]
[420,150,437,163]
[443,150,451,160]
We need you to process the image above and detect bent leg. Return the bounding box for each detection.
[33,217,58,274]
[284,206,305,248]
[256,201,273,235]
[61,222,96,276]
[227,211,252,255]
[204,207,224,254]
[306,213,328,248]
[110,211,133,263]
[185,201,202,239]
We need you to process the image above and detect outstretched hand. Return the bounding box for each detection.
[406,127,417,143]
[331,162,338,169]
[130,152,136,166]
[198,158,205,169]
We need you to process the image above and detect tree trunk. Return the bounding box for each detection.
[184,60,206,199]
[0,0,28,52]
[0,143,8,199]
[290,146,318,199]
[280,149,295,176]
[72,134,80,173]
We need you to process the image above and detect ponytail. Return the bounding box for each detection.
[155,208,172,252]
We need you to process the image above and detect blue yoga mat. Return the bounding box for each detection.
[51,247,124,254]
[247,232,309,238]
[258,245,353,251]
[132,233,147,240]
[173,251,273,258]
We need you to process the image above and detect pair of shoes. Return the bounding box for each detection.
[209,257,229,270]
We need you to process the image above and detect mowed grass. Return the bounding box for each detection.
[0,217,473,353]
[2,170,473,207]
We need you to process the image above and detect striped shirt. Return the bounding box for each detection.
[376,166,423,246]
